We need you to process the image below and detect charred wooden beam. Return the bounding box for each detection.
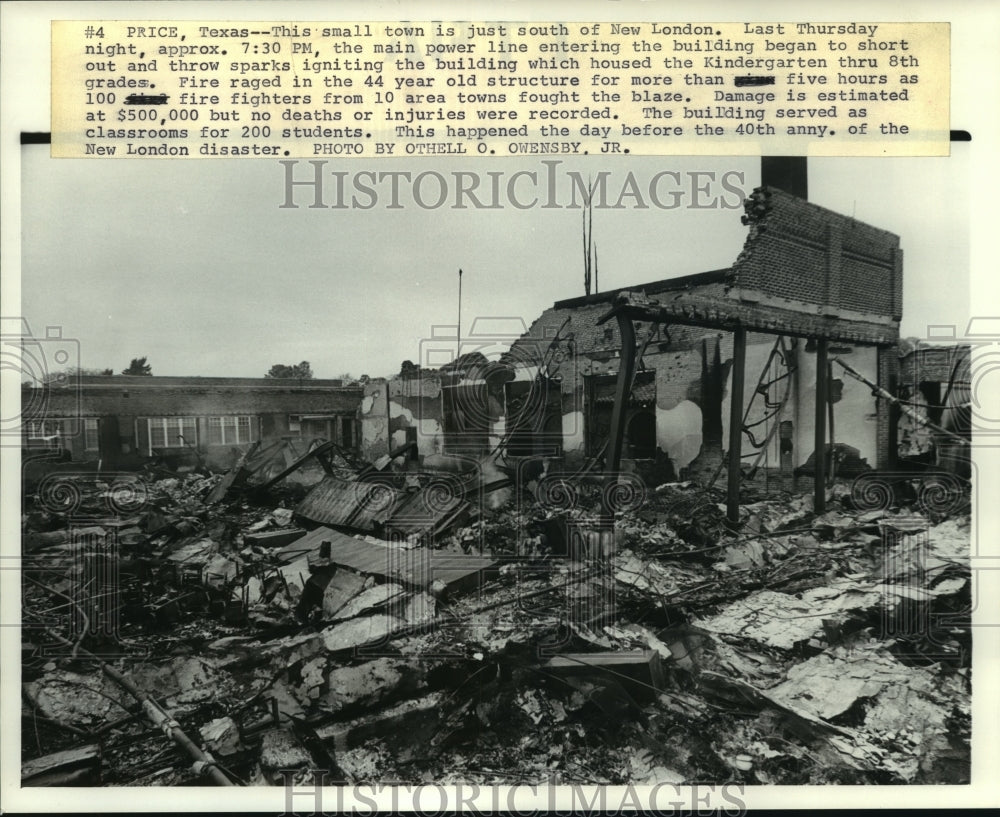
[602,310,638,523]
[814,338,829,513]
[727,327,748,524]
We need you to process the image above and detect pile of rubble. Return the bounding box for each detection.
[21,458,971,787]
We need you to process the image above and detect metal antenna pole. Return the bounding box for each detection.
[457,268,463,360]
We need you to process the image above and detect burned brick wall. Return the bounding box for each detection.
[730,187,903,324]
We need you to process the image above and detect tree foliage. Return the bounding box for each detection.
[121,357,152,376]
[265,361,314,379]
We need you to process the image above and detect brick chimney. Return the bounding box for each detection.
[761,156,807,199]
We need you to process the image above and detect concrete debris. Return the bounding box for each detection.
[259,728,312,774]
[319,569,369,618]
[24,671,127,725]
[21,467,970,786]
[332,582,407,622]
[323,659,425,714]
[321,613,405,653]
[200,716,242,757]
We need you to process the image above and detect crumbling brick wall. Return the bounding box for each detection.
[730,187,903,323]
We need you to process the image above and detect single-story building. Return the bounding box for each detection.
[22,375,363,470]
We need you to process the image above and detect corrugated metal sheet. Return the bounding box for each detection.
[384,489,468,539]
[295,475,470,537]
[276,525,496,593]
[295,477,403,530]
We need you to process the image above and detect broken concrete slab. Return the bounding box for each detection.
[321,569,369,619]
[264,678,307,722]
[23,670,127,725]
[321,613,406,654]
[768,644,909,722]
[332,582,407,622]
[200,716,242,757]
[323,658,425,714]
[261,633,327,668]
[140,656,224,706]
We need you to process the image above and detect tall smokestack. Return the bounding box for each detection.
[761,156,808,199]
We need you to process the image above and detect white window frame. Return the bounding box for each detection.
[26,419,67,449]
[207,415,257,446]
[147,417,197,454]
[27,419,60,439]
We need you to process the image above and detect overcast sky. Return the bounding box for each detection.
[20,148,969,379]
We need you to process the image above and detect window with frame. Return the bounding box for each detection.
[148,417,197,452]
[26,419,65,447]
[84,418,99,451]
[207,416,257,446]
[27,419,62,439]
[25,418,99,452]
